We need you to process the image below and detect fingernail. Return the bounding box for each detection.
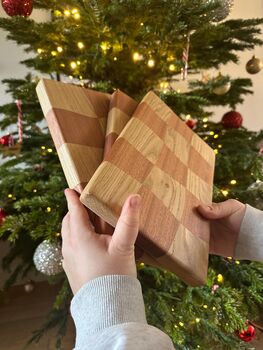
[207,205,213,211]
[130,195,141,209]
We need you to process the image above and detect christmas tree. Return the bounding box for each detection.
[1,0,263,348]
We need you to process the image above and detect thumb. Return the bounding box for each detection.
[109,195,141,255]
[197,199,243,220]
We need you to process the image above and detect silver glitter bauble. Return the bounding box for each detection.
[33,240,63,276]
[207,0,234,22]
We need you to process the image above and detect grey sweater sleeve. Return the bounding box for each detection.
[70,274,175,350]
[234,204,263,261]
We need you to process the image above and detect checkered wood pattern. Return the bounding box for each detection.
[81,91,215,285]
[36,79,110,193]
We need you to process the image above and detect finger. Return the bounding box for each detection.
[64,188,84,213]
[61,212,70,241]
[197,199,243,220]
[64,187,93,222]
[109,194,141,255]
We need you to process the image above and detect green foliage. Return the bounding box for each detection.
[0,1,263,349]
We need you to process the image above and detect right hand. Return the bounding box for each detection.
[61,189,141,295]
[197,199,246,257]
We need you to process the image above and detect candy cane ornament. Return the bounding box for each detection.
[16,100,23,143]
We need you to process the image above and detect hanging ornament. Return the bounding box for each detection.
[237,324,256,342]
[212,72,231,95]
[185,118,197,130]
[0,208,7,225]
[208,0,234,22]
[211,284,219,293]
[213,82,231,95]
[0,134,14,147]
[181,32,191,80]
[222,111,243,129]
[24,280,35,293]
[1,0,33,17]
[246,55,263,75]
[16,100,23,143]
[33,240,63,276]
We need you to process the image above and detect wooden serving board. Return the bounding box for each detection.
[80,91,215,285]
[36,78,110,193]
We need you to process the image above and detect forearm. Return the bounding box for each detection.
[235,204,263,262]
[70,274,175,350]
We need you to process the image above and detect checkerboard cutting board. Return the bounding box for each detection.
[81,91,215,285]
[36,78,110,193]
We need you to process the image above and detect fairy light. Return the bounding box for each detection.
[214,134,219,139]
[212,306,216,311]
[57,46,63,53]
[69,75,73,79]
[133,52,143,62]
[209,131,214,136]
[179,322,184,327]
[221,189,229,196]
[217,274,224,283]
[53,10,62,16]
[235,260,240,264]
[37,48,43,54]
[114,57,117,61]
[47,148,53,153]
[60,63,65,67]
[140,22,144,26]
[79,75,83,79]
[74,13,80,19]
[185,114,191,120]
[203,305,208,309]
[160,81,169,89]
[214,149,218,154]
[177,89,181,93]
[167,55,175,62]
[8,194,13,198]
[33,189,37,193]
[77,42,84,49]
[203,117,208,123]
[64,10,70,16]
[51,51,57,56]
[203,124,208,128]
[70,61,77,69]
[230,179,237,185]
[46,207,52,212]
[195,318,200,323]
[218,144,222,148]
[147,59,155,68]
[140,262,145,267]
[174,324,178,329]
[169,64,176,71]
[72,8,78,14]
[41,146,46,150]
[100,42,110,52]
[77,61,81,65]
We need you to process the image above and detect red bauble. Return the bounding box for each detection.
[0,134,13,147]
[222,111,243,129]
[185,118,197,129]
[0,208,7,225]
[237,325,256,342]
[1,0,33,17]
